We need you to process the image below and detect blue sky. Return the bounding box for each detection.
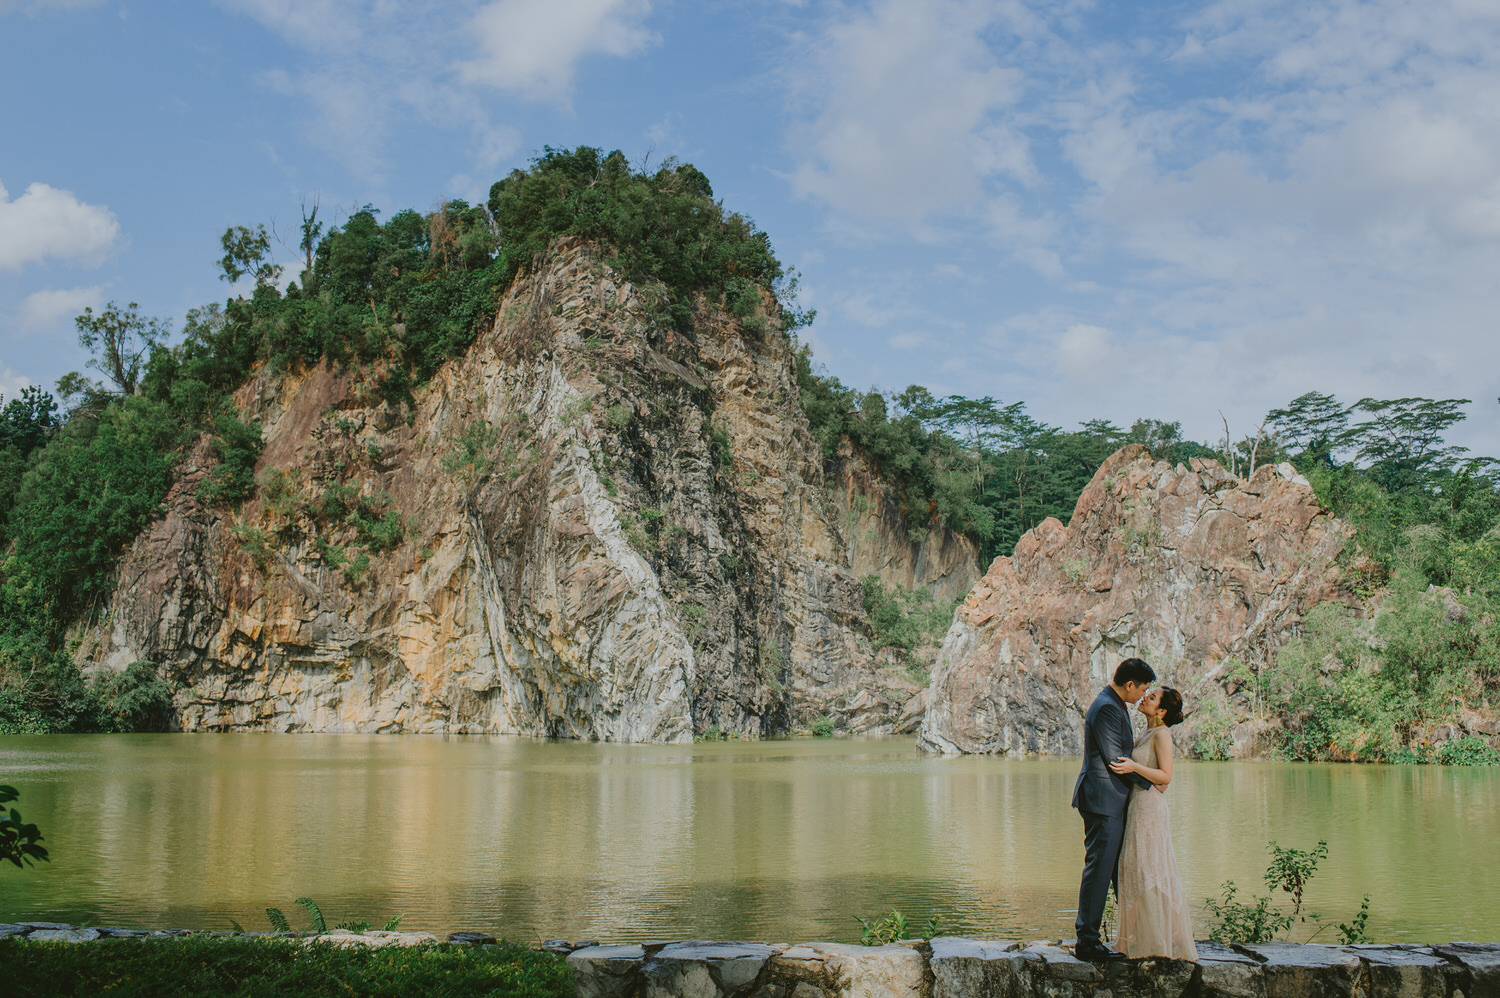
[3,0,1498,453]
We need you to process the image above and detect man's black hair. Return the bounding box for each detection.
[1113,657,1156,686]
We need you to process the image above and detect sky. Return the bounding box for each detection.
[2,0,1498,454]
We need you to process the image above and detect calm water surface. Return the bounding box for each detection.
[1,734,1494,943]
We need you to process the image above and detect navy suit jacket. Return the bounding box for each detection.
[1072,686,1149,815]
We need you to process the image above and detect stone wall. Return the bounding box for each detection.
[6,922,1498,995]
[569,937,1500,998]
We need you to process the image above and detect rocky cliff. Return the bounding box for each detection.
[917,445,1354,756]
[81,238,979,740]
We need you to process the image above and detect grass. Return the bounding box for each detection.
[0,936,573,998]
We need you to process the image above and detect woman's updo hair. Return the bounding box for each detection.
[1158,687,1185,727]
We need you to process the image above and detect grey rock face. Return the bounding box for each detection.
[1195,941,1267,998]
[571,944,650,998]
[643,942,779,998]
[26,928,101,942]
[1349,945,1461,998]
[929,937,1032,998]
[1434,942,1500,995]
[1097,956,1199,998]
[1234,942,1362,998]
[81,239,970,741]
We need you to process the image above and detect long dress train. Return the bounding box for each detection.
[1114,729,1197,960]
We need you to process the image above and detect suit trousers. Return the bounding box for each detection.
[1075,808,1125,947]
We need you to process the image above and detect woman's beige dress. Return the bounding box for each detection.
[1114,728,1197,960]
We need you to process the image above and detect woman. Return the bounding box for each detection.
[1107,687,1197,960]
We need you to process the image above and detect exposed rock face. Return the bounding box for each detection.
[82,239,975,740]
[918,445,1353,756]
[831,454,980,605]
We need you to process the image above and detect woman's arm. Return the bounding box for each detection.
[1108,729,1174,790]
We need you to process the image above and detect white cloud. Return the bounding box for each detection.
[1054,324,1113,379]
[458,0,656,103]
[0,180,119,271]
[218,0,656,179]
[887,332,927,349]
[18,284,107,330]
[784,0,1030,227]
[0,365,32,400]
[0,0,104,12]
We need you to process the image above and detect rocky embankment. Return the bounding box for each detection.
[10,923,1498,996]
[570,937,1498,998]
[919,445,1354,758]
[79,238,977,741]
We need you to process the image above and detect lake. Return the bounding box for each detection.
[1,734,1494,943]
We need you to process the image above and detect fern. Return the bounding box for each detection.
[295,896,328,934]
[266,908,290,933]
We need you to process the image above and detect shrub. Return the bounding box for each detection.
[102,661,175,732]
[0,936,573,998]
[196,413,264,508]
[1437,734,1500,766]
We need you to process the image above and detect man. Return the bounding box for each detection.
[1072,657,1156,961]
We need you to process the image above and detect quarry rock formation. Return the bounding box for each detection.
[917,445,1354,756]
[81,238,979,740]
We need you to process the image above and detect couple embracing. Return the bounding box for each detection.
[1072,658,1197,962]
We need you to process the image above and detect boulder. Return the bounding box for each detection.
[1195,941,1266,998]
[643,942,779,998]
[1234,942,1361,998]
[571,944,648,998]
[1348,945,1459,998]
[1433,942,1500,995]
[929,937,1032,998]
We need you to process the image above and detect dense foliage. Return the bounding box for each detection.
[0,937,573,998]
[489,145,806,334]
[796,349,1217,561]
[1242,392,1500,762]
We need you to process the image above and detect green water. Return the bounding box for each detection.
[1,734,1494,943]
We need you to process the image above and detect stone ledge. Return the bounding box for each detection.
[7,925,1500,997]
[568,937,1500,998]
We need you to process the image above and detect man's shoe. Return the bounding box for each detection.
[1073,942,1126,962]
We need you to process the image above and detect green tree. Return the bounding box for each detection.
[0,387,60,538]
[67,301,170,398]
[0,387,59,457]
[1345,396,1471,490]
[1266,391,1349,468]
[219,224,283,288]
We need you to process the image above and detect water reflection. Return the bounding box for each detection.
[1,734,1495,942]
